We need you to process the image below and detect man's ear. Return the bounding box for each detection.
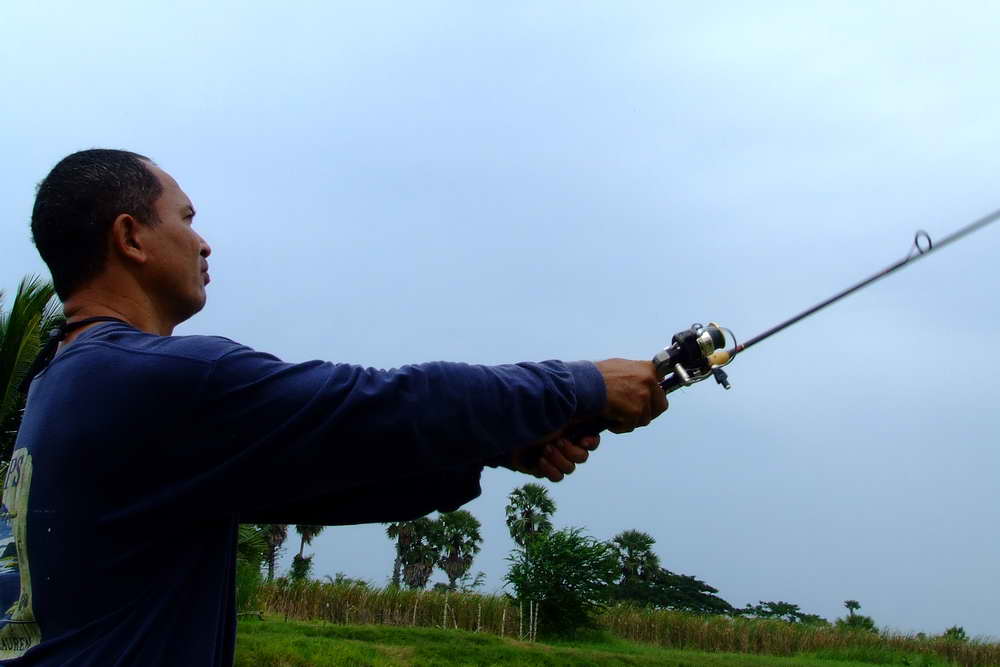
[109,214,150,265]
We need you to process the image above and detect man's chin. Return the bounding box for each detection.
[174,294,208,326]
[192,293,208,315]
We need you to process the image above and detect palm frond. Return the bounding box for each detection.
[237,524,268,565]
[0,276,58,426]
[294,524,324,547]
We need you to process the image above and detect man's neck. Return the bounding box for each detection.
[62,287,177,343]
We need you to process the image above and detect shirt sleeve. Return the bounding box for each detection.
[236,464,483,525]
[186,345,606,520]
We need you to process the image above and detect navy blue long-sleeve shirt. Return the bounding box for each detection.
[0,322,606,665]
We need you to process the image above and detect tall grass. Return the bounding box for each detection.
[254,582,1000,666]
[258,581,524,638]
[601,606,1000,667]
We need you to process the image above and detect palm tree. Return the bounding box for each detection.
[295,524,324,558]
[612,529,661,585]
[844,600,861,617]
[436,510,483,590]
[0,276,60,467]
[288,524,325,583]
[385,521,412,588]
[262,524,288,581]
[504,483,556,547]
[386,517,440,590]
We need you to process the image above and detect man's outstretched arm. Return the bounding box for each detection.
[180,341,666,517]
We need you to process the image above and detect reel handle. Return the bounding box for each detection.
[659,374,684,394]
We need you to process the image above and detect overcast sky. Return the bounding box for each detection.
[3,1,999,639]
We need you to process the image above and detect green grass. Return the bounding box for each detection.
[257,584,992,665]
[235,617,951,666]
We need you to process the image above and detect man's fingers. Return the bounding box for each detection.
[558,441,589,464]
[639,392,652,427]
[507,430,601,483]
[652,391,669,420]
[543,445,577,475]
[608,420,636,434]
[536,456,565,483]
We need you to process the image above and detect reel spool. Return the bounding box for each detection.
[653,322,736,394]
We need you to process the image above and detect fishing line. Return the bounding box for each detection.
[732,207,1000,356]
[649,207,1000,397]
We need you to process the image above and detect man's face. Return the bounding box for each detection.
[142,163,212,324]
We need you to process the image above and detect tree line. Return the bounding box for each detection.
[241,482,893,636]
[362,481,741,634]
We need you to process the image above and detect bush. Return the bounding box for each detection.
[290,554,313,582]
[505,527,618,637]
[325,572,370,588]
[235,559,263,612]
[835,613,878,634]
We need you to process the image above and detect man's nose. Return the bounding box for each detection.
[199,235,212,258]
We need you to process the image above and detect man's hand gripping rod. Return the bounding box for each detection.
[559,324,733,442]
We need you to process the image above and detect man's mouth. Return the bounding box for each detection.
[202,272,211,285]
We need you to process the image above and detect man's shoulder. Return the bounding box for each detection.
[67,323,247,366]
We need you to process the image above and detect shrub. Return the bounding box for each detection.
[235,559,263,612]
[505,527,618,636]
[289,554,313,582]
[835,613,878,634]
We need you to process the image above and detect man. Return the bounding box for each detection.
[1,149,667,665]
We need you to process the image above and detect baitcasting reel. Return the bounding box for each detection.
[653,323,736,394]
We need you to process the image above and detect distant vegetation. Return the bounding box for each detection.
[240,475,997,665]
[226,471,1000,666]
[249,583,998,666]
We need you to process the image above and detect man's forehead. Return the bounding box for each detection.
[146,162,194,210]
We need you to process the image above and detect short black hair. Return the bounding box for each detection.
[31,149,163,300]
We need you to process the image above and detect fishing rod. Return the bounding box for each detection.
[651,207,1000,396]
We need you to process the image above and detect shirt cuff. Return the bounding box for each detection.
[565,360,607,416]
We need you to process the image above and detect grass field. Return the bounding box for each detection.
[254,582,996,666]
[235,617,953,666]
